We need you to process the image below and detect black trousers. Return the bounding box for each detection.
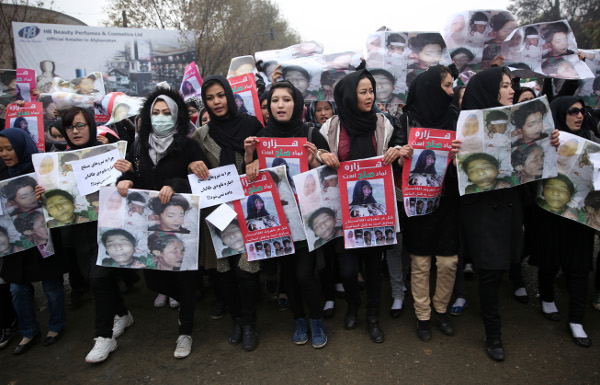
[538,267,588,324]
[0,283,16,329]
[339,250,383,314]
[280,247,322,320]
[318,243,338,302]
[219,255,259,326]
[90,273,128,338]
[477,268,504,340]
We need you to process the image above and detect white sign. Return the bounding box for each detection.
[188,164,245,209]
[206,203,238,231]
[70,148,122,196]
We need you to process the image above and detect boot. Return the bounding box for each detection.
[366,309,384,343]
[228,318,242,345]
[242,324,258,352]
[344,304,358,330]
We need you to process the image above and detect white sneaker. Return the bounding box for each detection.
[464,263,474,274]
[174,335,192,358]
[154,294,167,308]
[169,297,180,308]
[85,337,117,363]
[113,311,134,338]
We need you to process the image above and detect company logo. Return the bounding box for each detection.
[18,26,40,39]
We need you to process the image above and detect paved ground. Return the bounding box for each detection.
[1,261,600,385]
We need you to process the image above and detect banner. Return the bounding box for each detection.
[402,128,455,216]
[4,102,45,152]
[16,68,36,102]
[96,186,200,270]
[456,96,557,195]
[188,164,245,209]
[338,157,398,249]
[257,137,308,195]
[13,22,195,96]
[180,62,203,101]
[255,41,324,83]
[228,74,263,125]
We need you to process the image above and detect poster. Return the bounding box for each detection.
[577,49,600,107]
[536,132,600,230]
[96,186,199,271]
[4,102,45,152]
[293,165,343,251]
[188,164,245,209]
[338,157,398,249]
[32,142,127,228]
[0,173,51,257]
[0,70,17,120]
[256,137,308,195]
[232,171,294,261]
[206,202,246,259]
[228,74,263,125]
[103,92,143,125]
[13,22,196,96]
[255,41,324,83]
[401,128,455,216]
[16,68,36,102]
[456,96,557,195]
[227,56,257,79]
[180,62,203,101]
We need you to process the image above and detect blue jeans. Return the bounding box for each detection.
[10,277,66,338]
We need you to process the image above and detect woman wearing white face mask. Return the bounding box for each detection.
[117,87,209,359]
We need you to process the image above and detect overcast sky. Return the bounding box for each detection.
[48,0,512,53]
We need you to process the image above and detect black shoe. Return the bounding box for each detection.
[210,302,227,320]
[323,307,335,319]
[43,330,63,346]
[277,297,289,312]
[485,337,505,361]
[416,320,431,342]
[568,325,592,348]
[229,319,242,345]
[242,325,258,352]
[389,308,402,319]
[344,307,358,330]
[13,332,40,355]
[367,316,385,343]
[513,293,529,304]
[0,328,14,349]
[68,290,83,308]
[543,311,561,322]
[435,312,455,336]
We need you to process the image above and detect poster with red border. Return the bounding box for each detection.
[401,128,455,217]
[228,74,264,125]
[180,62,203,101]
[16,68,36,102]
[339,157,397,249]
[257,137,308,196]
[4,102,45,152]
[232,171,294,261]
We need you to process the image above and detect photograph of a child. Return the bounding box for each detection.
[457,112,484,153]
[98,189,125,228]
[557,138,580,173]
[241,192,281,232]
[385,227,396,244]
[147,193,199,234]
[147,232,196,271]
[0,217,25,257]
[536,174,580,220]
[124,191,149,227]
[0,175,42,216]
[280,60,321,101]
[266,157,300,193]
[42,188,93,227]
[347,179,386,217]
[318,167,342,225]
[207,217,246,259]
[98,228,152,269]
[460,153,512,194]
[227,56,256,78]
[484,110,511,148]
[297,172,322,215]
[13,209,49,247]
[307,207,343,249]
[33,153,59,191]
[408,149,447,187]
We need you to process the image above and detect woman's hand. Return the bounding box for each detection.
[114,159,133,173]
[271,65,282,83]
[97,135,109,144]
[35,185,45,201]
[245,159,260,182]
[320,152,340,169]
[451,139,463,166]
[31,88,40,99]
[550,129,560,150]
[244,136,259,164]
[491,55,505,67]
[158,185,175,204]
[399,144,413,158]
[382,147,402,165]
[188,160,209,179]
[117,180,133,197]
[305,142,319,168]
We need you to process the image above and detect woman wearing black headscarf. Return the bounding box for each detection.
[318,69,403,343]
[244,81,330,348]
[190,75,263,352]
[397,65,460,342]
[527,96,595,348]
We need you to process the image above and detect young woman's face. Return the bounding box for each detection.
[312,212,336,240]
[461,116,479,136]
[31,215,48,242]
[314,101,333,124]
[187,106,199,118]
[235,98,244,108]
[271,88,294,122]
[466,159,499,189]
[66,112,91,147]
[362,184,372,197]
[158,240,184,269]
[543,179,571,211]
[205,84,229,117]
[522,147,544,177]
[45,103,57,120]
[418,44,443,67]
[46,195,75,223]
[260,98,269,123]
[105,234,134,265]
[50,126,64,141]
[566,102,584,131]
[0,137,19,167]
[441,73,454,96]
[304,175,316,196]
[0,232,10,254]
[107,192,123,211]
[521,111,544,142]
[426,154,435,167]
[14,186,37,211]
[517,90,536,103]
[284,70,309,94]
[356,78,374,113]
[254,198,264,212]
[551,32,569,54]
[498,74,515,106]
[221,223,244,252]
[19,119,28,130]
[158,205,185,231]
[201,111,210,125]
[372,74,393,101]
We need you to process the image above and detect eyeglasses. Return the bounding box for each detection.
[66,123,88,132]
[567,107,585,116]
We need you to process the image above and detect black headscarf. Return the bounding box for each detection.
[0,128,38,177]
[246,194,270,220]
[461,67,510,110]
[59,107,100,150]
[201,75,263,166]
[308,100,337,129]
[350,180,376,205]
[411,149,437,174]
[550,96,593,140]
[260,82,306,138]
[403,65,457,131]
[334,69,378,159]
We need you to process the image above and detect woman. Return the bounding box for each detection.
[117,87,208,359]
[308,101,337,129]
[12,117,36,143]
[0,128,66,354]
[513,87,536,104]
[397,65,460,342]
[234,94,248,114]
[190,75,263,351]
[318,69,403,343]
[244,81,330,348]
[527,96,595,348]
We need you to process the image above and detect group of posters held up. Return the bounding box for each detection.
[402,128,455,217]
[96,186,200,271]
[32,142,127,228]
[456,96,558,196]
[256,137,308,197]
[228,74,263,125]
[4,102,45,152]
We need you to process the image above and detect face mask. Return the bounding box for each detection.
[53,140,68,151]
[190,115,198,125]
[151,115,175,135]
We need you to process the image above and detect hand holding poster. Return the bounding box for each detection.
[228,74,263,125]
[456,96,557,195]
[180,62,203,101]
[338,157,398,249]
[69,148,124,196]
[256,137,308,195]
[188,164,245,209]
[402,128,455,216]
[4,102,45,152]
[16,68,36,102]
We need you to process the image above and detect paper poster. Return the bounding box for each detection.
[293,165,343,251]
[456,96,557,195]
[266,165,306,243]
[180,62,203,101]
[188,164,245,209]
[502,20,593,80]
[33,142,127,228]
[338,157,398,249]
[255,41,324,83]
[227,56,257,79]
[228,74,263,125]
[69,148,124,196]
[4,102,45,152]
[577,49,600,107]
[536,131,600,230]
[0,70,17,119]
[16,68,36,102]
[96,186,200,271]
[402,128,455,216]
[102,92,143,125]
[232,171,294,261]
[0,173,51,257]
[256,137,308,195]
[206,202,246,259]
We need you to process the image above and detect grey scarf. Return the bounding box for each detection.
[148,95,177,165]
